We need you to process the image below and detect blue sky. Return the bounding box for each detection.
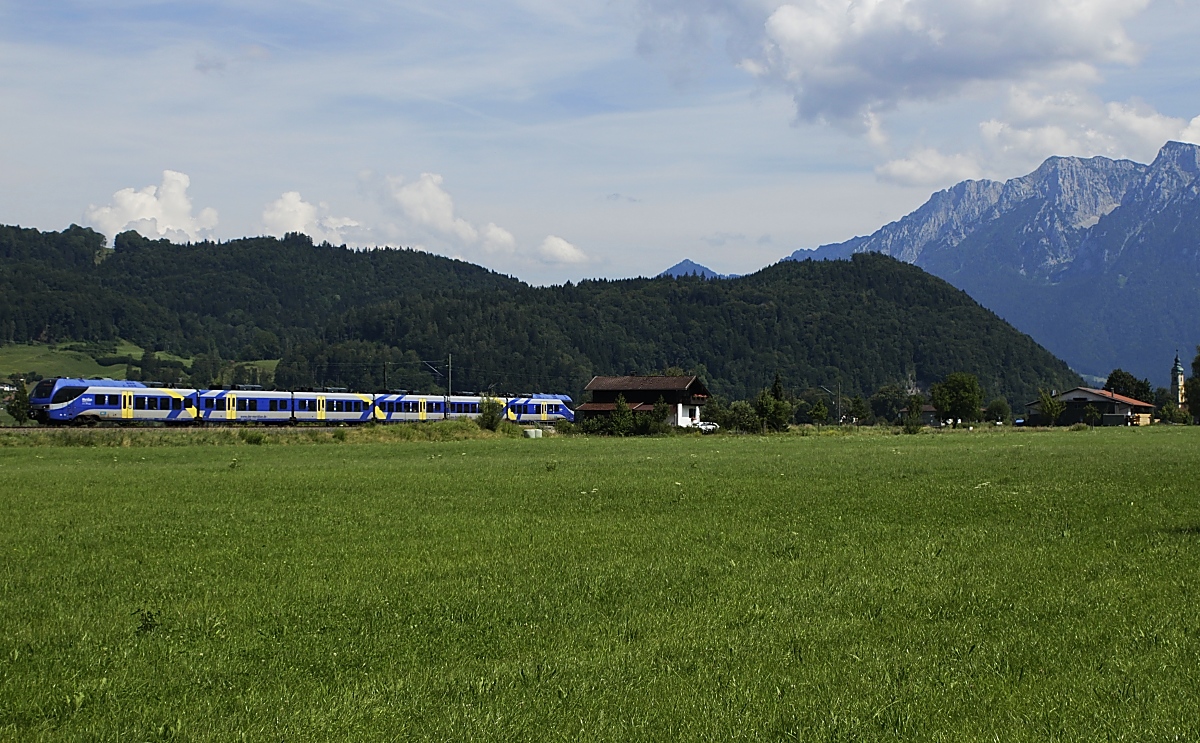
[2,1,1198,283]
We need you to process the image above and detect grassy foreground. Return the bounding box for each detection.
[2,428,1199,741]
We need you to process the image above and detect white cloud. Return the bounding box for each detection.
[261,191,363,245]
[536,235,589,264]
[85,170,218,243]
[381,171,588,266]
[388,173,479,244]
[876,148,983,187]
[1180,116,1200,146]
[977,87,1200,168]
[643,0,1150,129]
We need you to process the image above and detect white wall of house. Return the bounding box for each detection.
[673,403,702,428]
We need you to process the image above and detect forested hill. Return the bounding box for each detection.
[1,224,1079,404]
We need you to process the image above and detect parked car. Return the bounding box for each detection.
[696,421,720,433]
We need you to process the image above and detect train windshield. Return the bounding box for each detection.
[52,386,88,404]
[32,380,57,400]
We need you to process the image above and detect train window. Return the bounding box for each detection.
[172,398,182,410]
[205,398,214,409]
[135,396,146,410]
[94,394,106,406]
[268,400,276,412]
[33,380,56,400]
[236,399,245,411]
[249,399,258,412]
[160,397,170,409]
[216,399,226,411]
[51,386,88,404]
[185,399,194,409]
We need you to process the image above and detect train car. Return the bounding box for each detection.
[503,394,574,423]
[444,394,484,419]
[26,377,574,427]
[195,389,294,424]
[373,392,444,422]
[29,378,199,424]
[292,390,376,424]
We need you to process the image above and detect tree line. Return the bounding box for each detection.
[3,224,1084,408]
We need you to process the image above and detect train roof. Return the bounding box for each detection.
[46,378,147,389]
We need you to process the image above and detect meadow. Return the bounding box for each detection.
[1,426,1198,741]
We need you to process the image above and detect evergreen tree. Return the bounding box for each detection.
[5,380,30,425]
[847,395,869,423]
[810,399,828,427]
[902,394,925,434]
[609,394,633,436]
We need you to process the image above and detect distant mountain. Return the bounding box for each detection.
[1,225,1077,404]
[791,141,1200,381]
[659,259,735,279]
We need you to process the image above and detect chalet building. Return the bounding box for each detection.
[576,375,710,428]
[898,403,942,427]
[1025,387,1155,426]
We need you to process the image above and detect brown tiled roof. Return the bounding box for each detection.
[1079,387,1154,408]
[575,401,657,413]
[584,375,708,393]
[1027,387,1155,409]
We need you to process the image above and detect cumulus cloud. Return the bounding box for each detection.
[86,170,218,243]
[638,0,1198,177]
[261,191,363,245]
[641,0,1149,128]
[876,148,983,187]
[388,173,480,244]
[536,236,588,264]
[977,87,1200,167]
[381,172,587,265]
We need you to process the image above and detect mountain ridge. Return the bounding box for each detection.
[792,141,1200,380]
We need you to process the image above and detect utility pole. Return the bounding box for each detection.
[448,353,452,397]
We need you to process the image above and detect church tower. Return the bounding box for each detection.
[1172,353,1187,409]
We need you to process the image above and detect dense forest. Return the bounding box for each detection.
[0,224,1080,405]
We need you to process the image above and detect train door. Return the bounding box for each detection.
[419,399,427,421]
[540,403,548,421]
[226,393,237,421]
[121,390,134,420]
[317,396,326,421]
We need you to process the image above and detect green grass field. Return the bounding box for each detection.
[0,343,136,382]
[2,427,1199,741]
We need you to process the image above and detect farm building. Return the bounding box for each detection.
[1025,387,1155,426]
[576,375,710,428]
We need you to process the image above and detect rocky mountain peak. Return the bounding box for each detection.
[1133,140,1200,211]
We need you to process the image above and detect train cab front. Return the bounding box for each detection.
[28,378,59,424]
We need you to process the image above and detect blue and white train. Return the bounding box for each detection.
[28,378,574,426]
